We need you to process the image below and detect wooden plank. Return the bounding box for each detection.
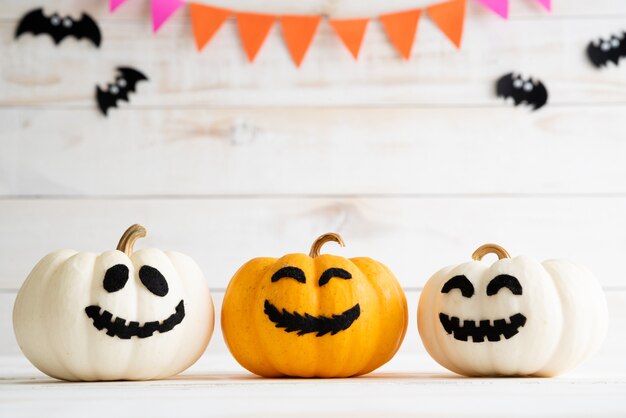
[3,17,626,107]
[1,291,625,418]
[2,106,626,197]
[0,293,18,357]
[1,0,624,20]
[0,368,624,418]
[1,197,626,290]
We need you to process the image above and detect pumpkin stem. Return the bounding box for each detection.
[309,233,345,258]
[472,243,510,261]
[116,224,147,256]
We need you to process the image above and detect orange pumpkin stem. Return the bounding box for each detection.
[472,243,510,261]
[309,232,345,258]
[116,224,147,256]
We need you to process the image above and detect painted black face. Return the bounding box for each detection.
[264,266,360,337]
[438,274,527,343]
[84,264,185,339]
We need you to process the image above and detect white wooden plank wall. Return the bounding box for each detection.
[1,0,626,370]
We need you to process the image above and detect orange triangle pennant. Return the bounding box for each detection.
[328,18,369,59]
[280,15,321,67]
[190,3,231,51]
[379,9,421,60]
[236,12,276,62]
[426,0,466,48]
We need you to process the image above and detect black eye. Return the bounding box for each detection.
[486,274,523,296]
[271,266,306,284]
[441,275,474,298]
[103,264,129,293]
[139,265,169,297]
[318,268,352,286]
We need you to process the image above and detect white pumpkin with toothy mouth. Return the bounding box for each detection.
[418,244,608,377]
[13,224,214,381]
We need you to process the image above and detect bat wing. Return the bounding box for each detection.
[15,8,70,45]
[586,42,607,68]
[116,87,130,103]
[496,73,516,100]
[117,67,149,93]
[74,13,101,47]
[96,86,117,116]
[15,8,50,39]
[618,33,626,61]
[530,82,548,110]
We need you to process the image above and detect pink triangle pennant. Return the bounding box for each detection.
[109,0,129,13]
[476,0,508,19]
[536,0,551,11]
[152,0,185,32]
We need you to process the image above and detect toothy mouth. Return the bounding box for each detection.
[439,312,527,343]
[264,300,360,337]
[85,300,185,339]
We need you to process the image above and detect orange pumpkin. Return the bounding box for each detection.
[221,233,408,377]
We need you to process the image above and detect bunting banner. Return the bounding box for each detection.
[427,0,466,48]
[476,0,549,18]
[329,18,370,59]
[111,0,551,66]
[236,12,276,62]
[109,0,129,13]
[189,4,230,51]
[151,0,184,32]
[380,9,422,60]
[280,15,322,67]
[476,0,509,19]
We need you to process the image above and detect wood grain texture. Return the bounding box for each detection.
[1,197,625,290]
[1,354,623,418]
[2,0,626,415]
[2,106,626,196]
[3,17,626,107]
[1,290,625,418]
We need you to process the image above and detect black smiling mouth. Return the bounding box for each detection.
[439,312,527,343]
[85,300,185,339]
[264,300,360,337]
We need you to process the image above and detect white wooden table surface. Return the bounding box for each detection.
[2,353,625,418]
[2,287,626,417]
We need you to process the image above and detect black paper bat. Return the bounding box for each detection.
[496,73,548,111]
[15,8,101,47]
[587,32,626,68]
[96,67,148,116]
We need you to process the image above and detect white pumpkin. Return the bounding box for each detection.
[13,224,214,381]
[418,244,608,377]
